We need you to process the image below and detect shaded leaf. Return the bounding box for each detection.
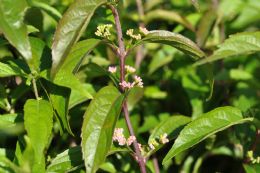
[194,32,260,66]
[26,0,62,21]
[51,0,107,76]
[24,99,53,173]
[0,0,32,60]
[144,10,194,31]
[0,114,24,135]
[138,30,205,60]
[40,78,73,135]
[57,39,100,75]
[81,86,124,173]
[163,106,253,164]
[0,62,26,77]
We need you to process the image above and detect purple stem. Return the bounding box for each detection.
[109,5,147,173]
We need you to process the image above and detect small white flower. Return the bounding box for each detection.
[134,75,143,88]
[159,133,169,144]
[113,128,126,146]
[119,81,134,89]
[126,29,141,40]
[126,135,136,146]
[125,65,136,73]
[148,143,155,150]
[108,66,117,73]
[139,27,149,35]
[95,24,113,39]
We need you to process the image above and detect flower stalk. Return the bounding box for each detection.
[109,4,147,173]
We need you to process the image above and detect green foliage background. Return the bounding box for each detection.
[0,0,260,172]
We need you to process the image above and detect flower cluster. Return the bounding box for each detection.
[126,29,141,40]
[95,24,113,39]
[108,66,117,73]
[148,133,169,150]
[139,27,149,35]
[113,128,136,146]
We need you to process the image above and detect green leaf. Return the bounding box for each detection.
[26,0,62,21]
[127,87,143,111]
[0,62,26,77]
[56,39,100,75]
[139,30,205,60]
[163,106,253,164]
[47,146,83,173]
[47,145,128,173]
[51,0,107,77]
[40,78,73,135]
[243,164,260,173]
[196,9,217,47]
[24,99,53,173]
[52,39,100,108]
[144,10,194,31]
[149,115,191,143]
[81,86,124,173]
[54,72,93,109]
[29,37,46,72]
[146,115,191,157]
[0,114,24,135]
[99,162,116,173]
[194,32,260,66]
[0,0,32,60]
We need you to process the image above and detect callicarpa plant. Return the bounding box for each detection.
[0,0,260,173]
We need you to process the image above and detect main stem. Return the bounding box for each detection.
[109,5,147,173]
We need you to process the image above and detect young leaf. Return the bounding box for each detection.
[0,0,32,60]
[81,86,124,173]
[0,62,26,77]
[24,99,53,173]
[163,106,253,164]
[139,30,205,60]
[51,0,107,77]
[194,31,260,66]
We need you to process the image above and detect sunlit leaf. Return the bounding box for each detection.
[81,86,124,173]
[0,0,32,60]
[138,30,205,60]
[194,32,260,66]
[47,146,83,173]
[0,62,26,77]
[24,99,53,173]
[163,106,253,164]
[51,0,107,76]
